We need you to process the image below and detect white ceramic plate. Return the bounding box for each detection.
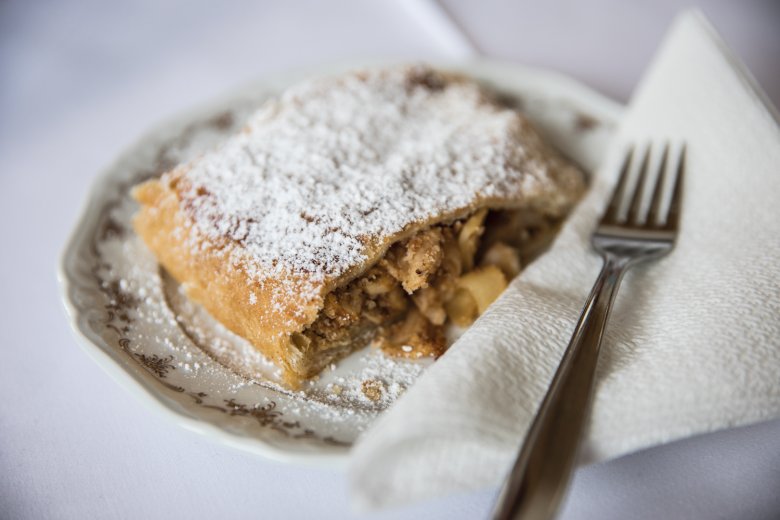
[59,60,622,466]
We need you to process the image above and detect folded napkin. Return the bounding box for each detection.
[350,10,780,508]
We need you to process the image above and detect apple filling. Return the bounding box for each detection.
[290,207,558,364]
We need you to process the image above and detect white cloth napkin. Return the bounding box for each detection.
[349,10,780,508]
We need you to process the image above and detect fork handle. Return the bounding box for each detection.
[492,254,630,520]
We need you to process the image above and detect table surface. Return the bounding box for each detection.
[2,1,779,518]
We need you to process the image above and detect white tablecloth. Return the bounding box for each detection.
[2,1,779,518]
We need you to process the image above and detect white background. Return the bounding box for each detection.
[2,1,779,518]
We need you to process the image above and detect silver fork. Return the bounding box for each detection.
[492,143,686,520]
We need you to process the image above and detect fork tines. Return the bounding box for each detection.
[601,143,686,229]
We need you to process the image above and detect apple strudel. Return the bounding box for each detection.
[132,65,585,386]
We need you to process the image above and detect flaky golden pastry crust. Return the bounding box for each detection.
[132,65,585,386]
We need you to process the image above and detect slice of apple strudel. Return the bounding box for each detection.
[132,65,585,387]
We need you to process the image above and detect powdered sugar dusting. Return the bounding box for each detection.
[172,65,580,295]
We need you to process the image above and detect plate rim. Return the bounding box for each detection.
[58,58,624,467]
